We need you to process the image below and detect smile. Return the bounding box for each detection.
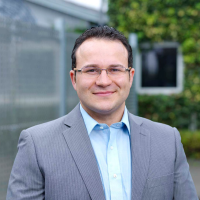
[93,91,114,97]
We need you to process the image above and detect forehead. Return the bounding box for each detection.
[76,38,128,59]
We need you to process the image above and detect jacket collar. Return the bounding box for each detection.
[128,112,150,200]
[63,104,106,200]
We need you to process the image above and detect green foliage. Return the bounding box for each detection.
[108,0,200,129]
[138,93,200,129]
[180,130,200,159]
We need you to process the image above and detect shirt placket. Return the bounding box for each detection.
[107,127,123,200]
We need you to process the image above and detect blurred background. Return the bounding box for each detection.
[0,0,199,199]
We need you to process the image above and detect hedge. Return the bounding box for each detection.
[180,130,200,159]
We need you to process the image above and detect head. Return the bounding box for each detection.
[71,26,133,71]
[70,26,135,123]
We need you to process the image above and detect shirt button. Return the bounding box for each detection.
[110,146,113,150]
[113,174,117,178]
[100,126,103,129]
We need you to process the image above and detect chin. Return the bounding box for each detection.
[88,104,112,114]
[94,103,122,114]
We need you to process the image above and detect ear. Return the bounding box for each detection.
[70,70,77,91]
[129,68,135,87]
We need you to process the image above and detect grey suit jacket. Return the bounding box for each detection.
[7,104,198,200]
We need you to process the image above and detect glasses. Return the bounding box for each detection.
[74,66,131,78]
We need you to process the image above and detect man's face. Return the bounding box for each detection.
[70,38,135,117]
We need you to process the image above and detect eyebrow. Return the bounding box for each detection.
[82,64,125,68]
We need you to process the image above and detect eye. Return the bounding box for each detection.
[111,68,120,72]
[86,69,95,72]
[83,67,99,74]
[108,67,123,73]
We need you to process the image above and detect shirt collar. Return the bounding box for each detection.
[80,104,130,135]
[120,106,130,134]
[80,104,98,135]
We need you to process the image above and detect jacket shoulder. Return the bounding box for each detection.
[23,104,81,138]
[24,115,67,138]
[129,113,175,136]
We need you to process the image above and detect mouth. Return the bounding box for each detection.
[93,91,115,97]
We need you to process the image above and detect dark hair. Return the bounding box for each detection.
[71,26,133,70]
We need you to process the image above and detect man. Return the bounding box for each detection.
[7,26,198,200]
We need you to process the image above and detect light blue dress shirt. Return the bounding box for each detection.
[80,105,131,200]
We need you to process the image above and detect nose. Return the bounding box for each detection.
[95,69,112,87]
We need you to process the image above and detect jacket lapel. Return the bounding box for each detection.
[62,105,105,200]
[129,114,150,200]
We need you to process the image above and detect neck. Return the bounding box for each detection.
[81,103,125,126]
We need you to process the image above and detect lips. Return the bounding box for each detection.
[93,91,115,97]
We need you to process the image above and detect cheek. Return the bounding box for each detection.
[114,77,129,89]
[76,79,94,92]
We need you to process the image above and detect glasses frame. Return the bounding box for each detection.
[74,66,132,77]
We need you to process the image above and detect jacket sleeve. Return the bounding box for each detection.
[6,130,44,200]
[173,127,198,200]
